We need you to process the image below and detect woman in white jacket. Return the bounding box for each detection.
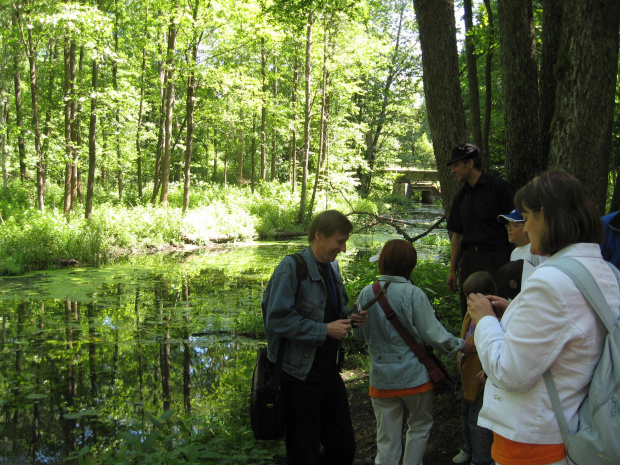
[467,171,619,465]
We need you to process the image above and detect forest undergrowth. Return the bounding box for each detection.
[0,179,398,275]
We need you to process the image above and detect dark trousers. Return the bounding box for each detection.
[281,371,356,465]
[459,246,512,318]
[461,393,494,465]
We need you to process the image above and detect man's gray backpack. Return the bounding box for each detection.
[544,257,620,465]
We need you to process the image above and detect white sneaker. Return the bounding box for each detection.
[452,449,472,464]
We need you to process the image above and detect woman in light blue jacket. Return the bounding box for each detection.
[354,239,469,465]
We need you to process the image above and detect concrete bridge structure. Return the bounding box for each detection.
[382,168,440,204]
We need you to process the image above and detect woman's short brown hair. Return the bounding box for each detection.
[514,170,603,255]
[378,239,417,279]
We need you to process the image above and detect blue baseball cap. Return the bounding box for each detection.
[497,209,524,223]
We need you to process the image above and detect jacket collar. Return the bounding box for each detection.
[542,243,603,264]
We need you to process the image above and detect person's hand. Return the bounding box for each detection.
[326,319,352,340]
[462,340,476,355]
[467,293,495,324]
[447,270,458,292]
[350,310,368,327]
[475,369,486,384]
[484,295,510,316]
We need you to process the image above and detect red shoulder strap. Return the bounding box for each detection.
[372,280,429,363]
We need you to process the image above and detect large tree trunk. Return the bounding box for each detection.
[463,0,483,160]
[298,9,314,223]
[482,0,494,170]
[159,21,178,205]
[412,0,468,217]
[498,0,541,190]
[539,0,562,169]
[547,0,620,214]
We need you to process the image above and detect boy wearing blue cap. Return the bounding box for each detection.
[497,209,546,266]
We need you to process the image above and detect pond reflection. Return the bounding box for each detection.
[0,242,308,463]
[0,222,446,463]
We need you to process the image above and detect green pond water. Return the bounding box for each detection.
[0,220,447,463]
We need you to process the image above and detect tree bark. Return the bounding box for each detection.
[482,0,494,169]
[135,5,149,201]
[0,41,8,189]
[113,3,122,203]
[63,39,77,214]
[539,0,562,170]
[463,0,483,159]
[151,39,166,204]
[261,37,267,181]
[412,0,468,217]
[547,0,620,214]
[86,50,98,219]
[498,0,541,190]
[183,4,202,214]
[212,128,218,182]
[271,53,278,181]
[15,1,45,210]
[12,31,27,182]
[251,114,256,193]
[0,101,7,189]
[160,20,178,205]
[298,10,314,223]
[289,42,299,191]
[237,109,244,180]
[309,15,330,218]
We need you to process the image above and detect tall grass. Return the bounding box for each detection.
[0,180,365,275]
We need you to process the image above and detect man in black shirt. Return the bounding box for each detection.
[446,144,515,317]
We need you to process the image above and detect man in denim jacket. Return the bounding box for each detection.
[263,210,368,465]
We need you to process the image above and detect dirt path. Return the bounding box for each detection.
[344,369,463,465]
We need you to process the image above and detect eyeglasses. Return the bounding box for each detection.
[505,222,524,230]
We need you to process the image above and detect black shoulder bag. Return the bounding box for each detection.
[251,253,307,440]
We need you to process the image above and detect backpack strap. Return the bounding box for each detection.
[271,253,309,382]
[289,252,309,298]
[542,257,620,436]
[547,257,620,331]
